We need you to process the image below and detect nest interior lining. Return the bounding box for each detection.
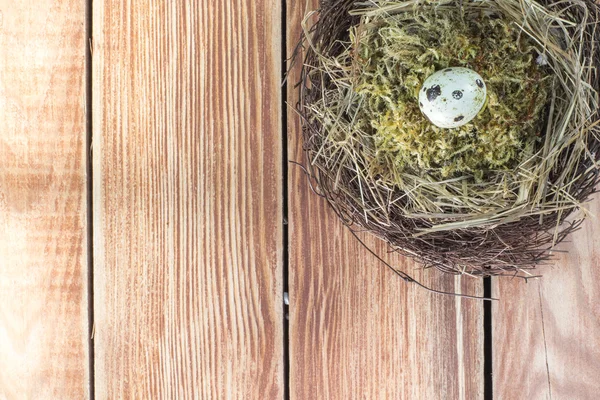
[353,9,551,181]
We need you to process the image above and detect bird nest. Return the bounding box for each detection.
[296,0,600,277]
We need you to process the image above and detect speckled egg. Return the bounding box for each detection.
[418,67,487,129]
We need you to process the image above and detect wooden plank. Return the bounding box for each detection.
[493,197,600,399]
[0,1,89,398]
[286,2,484,398]
[92,1,283,398]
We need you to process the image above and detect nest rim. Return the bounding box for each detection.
[296,0,600,277]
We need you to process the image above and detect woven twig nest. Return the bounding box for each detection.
[296,0,600,277]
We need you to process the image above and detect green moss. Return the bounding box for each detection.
[350,10,551,181]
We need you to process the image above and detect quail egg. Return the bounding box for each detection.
[418,67,487,128]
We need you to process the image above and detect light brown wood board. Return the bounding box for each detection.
[493,196,600,400]
[3,0,600,398]
[285,1,484,399]
[0,1,89,398]
[92,1,284,398]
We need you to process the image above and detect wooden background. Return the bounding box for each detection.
[0,0,598,399]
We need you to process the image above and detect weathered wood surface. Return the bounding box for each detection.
[0,1,89,398]
[92,1,283,398]
[493,197,600,400]
[4,0,600,398]
[286,1,484,399]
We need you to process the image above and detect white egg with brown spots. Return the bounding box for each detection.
[418,67,487,129]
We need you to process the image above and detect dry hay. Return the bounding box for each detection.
[295,0,600,277]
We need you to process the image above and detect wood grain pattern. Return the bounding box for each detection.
[0,1,89,398]
[92,1,283,398]
[493,197,600,400]
[286,2,484,398]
